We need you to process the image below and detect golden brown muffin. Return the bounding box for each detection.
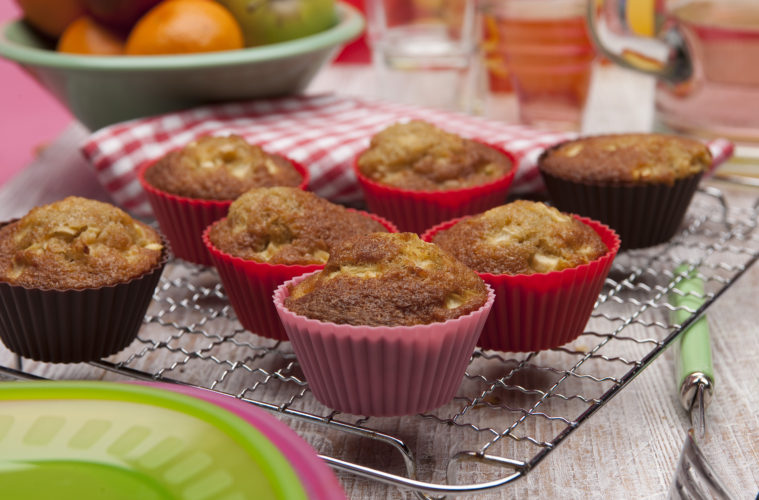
[357,121,512,191]
[285,232,488,326]
[432,200,607,275]
[209,187,388,265]
[0,197,163,289]
[144,135,303,200]
[538,133,711,186]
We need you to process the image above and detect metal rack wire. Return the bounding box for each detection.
[2,187,758,498]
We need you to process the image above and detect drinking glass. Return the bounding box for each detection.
[482,0,596,130]
[365,0,481,113]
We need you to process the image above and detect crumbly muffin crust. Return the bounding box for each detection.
[432,200,607,275]
[357,121,512,191]
[538,133,711,185]
[285,232,488,326]
[0,196,163,289]
[209,187,388,265]
[144,135,303,200]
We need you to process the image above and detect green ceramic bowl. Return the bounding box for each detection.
[0,3,363,131]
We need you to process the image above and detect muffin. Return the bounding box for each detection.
[354,121,516,233]
[139,134,309,265]
[424,200,620,352]
[0,196,167,362]
[538,133,711,249]
[203,187,397,341]
[144,135,304,200]
[274,232,495,416]
[208,187,389,265]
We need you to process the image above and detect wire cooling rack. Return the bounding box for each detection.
[1,187,758,498]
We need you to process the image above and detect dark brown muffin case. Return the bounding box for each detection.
[537,135,709,249]
[0,221,168,363]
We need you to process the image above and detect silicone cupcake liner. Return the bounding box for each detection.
[138,156,309,266]
[273,271,495,416]
[539,167,703,250]
[0,230,169,363]
[353,144,517,234]
[203,211,397,341]
[422,216,620,353]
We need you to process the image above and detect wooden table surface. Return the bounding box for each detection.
[1,64,758,500]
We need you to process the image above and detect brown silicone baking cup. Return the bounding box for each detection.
[539,168,703,250]
[138,154,310,266]
[0,230,168,363]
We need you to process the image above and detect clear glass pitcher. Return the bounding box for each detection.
[587,0,759,148]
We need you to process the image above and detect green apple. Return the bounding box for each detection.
[215,0,338,47]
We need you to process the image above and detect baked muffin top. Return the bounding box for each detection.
[209,187,388,265]
[0,197,164,289]
[432,200,607,275]
[144,135,303,200]
[284,232,488,326]
[538,133,711,185]
[357,120,512,191]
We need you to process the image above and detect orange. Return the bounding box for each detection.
[124,0,244,55]
[57,16,125,55]
[15,0,86,39]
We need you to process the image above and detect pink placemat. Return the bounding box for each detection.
[0,2,72,186]
[81,94,734,218]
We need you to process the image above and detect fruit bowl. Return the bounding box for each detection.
[0,2,363,131]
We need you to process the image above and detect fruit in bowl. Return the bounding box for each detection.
[216,0,337,47]
[82,0,162,32]
[0,1,364,129]
[14,0,85,38]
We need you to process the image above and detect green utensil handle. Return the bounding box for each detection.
[672,264,714,391]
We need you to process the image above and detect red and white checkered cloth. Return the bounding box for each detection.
[81,94,734,218]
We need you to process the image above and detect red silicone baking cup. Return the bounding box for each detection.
[0,228,169,363]
[422,215,620,353]
[274,271,495,416]
[203,211,397,341]
[138,155,309,266]
[353,144,517,234]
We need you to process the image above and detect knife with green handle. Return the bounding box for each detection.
[671,264,714,439]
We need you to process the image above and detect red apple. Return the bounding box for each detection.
[83,0,162,32]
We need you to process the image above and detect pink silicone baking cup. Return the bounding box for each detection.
[353,143,517,234]
[273,272,495,417]
[138,155,309,266]
[203,211,397,341]
[422,215,620,353]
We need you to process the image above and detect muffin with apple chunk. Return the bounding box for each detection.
[0,196,164,289]
[537,133,711,249]
[144,134,303,200]
[357,120,512,191]
[0,196,167,363]
[422,200,619,353]
[274,232,495,416]
[207,186,390,265]
[284,232,488,326]
[430,200,608,275]
[353,121,516,233]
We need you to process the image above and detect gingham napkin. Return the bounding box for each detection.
[81,94,734,218]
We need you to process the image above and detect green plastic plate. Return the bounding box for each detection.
[0,381,308,500]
